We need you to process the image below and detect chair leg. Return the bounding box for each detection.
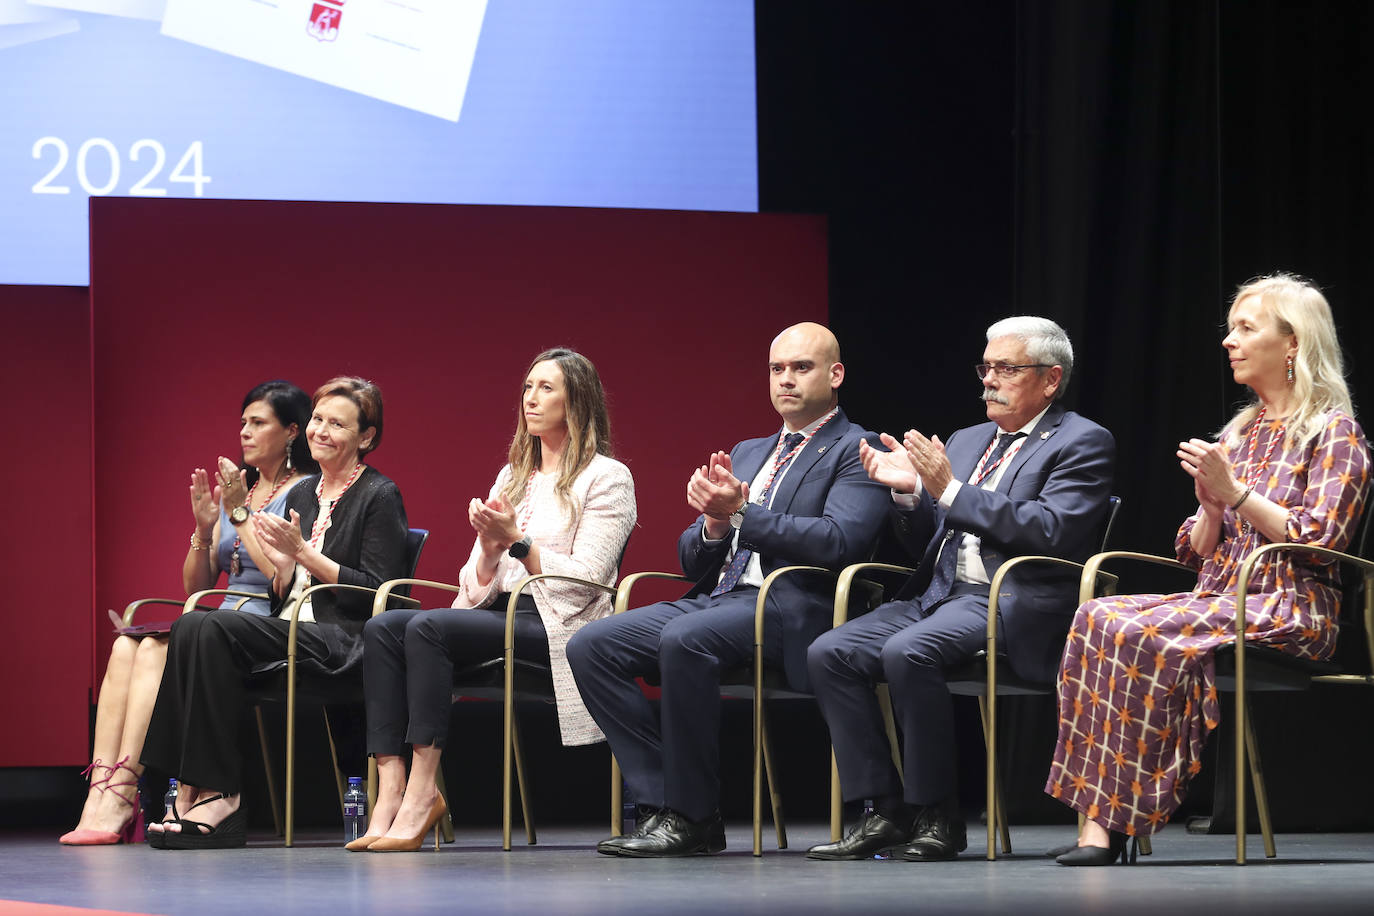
[433,765,456,844]
[1243,705,1277,859]
[876,686,903,780]
[759,706,786,850]
[976,697,1012,859]
[610,757,623,837]
[322,708,347,813]
[254,706,284,837]
[510,710,536,846]
[829,751,842,842]
[285,684,296,847]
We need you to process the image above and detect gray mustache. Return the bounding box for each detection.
[981,389,1009,405]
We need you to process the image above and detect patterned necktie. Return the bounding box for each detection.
[922,431,1023,608]
[710,432,806,597]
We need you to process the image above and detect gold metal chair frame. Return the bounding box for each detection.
[608,565,850,857]
[371,569,620,851]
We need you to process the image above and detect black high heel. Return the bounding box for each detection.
[1055,831,1137,866]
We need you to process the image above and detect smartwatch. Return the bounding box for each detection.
[229,505,251,526]
[508,535,533,559]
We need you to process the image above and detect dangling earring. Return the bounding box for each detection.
[1285,353,1295,385]
[285,436,295,471]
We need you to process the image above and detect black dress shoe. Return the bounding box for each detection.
[596,806,665,856]
[1044,841,1079,858]
[900,807,967,861]
[615,810,726,857]
[806,811,915,860]
[1056,832,1136,866]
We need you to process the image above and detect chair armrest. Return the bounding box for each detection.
[282,582,418,660]
[504,572,620,648]
[754,565,831,648]
[370,578,454,618]
[834,563,916,627]
[986,555,1093,646]
[181,589,272,616]
[1233,541,1374,665]
[614,571,691,615]
[1078,550,1188,605]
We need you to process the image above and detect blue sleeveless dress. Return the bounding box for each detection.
[214,483,297,615]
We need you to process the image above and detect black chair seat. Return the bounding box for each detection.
[718,666,811,700]
[1213,645,1342,691]
[452,658,557,701]
[945,650,1055,696]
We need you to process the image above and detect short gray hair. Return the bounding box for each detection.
[985,316,1074,399]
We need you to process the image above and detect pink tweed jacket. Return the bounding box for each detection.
[450,454,636,745]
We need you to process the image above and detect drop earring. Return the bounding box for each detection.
[285,436,295,471]
[1285,353,1295,385]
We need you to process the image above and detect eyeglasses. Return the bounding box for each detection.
[975,363,1051,380]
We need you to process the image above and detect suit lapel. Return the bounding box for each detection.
[998,403,1066,488]
[949,422,998,483]
[764,411,848,510]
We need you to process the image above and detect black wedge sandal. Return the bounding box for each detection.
[163,794,246,850]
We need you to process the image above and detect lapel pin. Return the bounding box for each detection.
[1040,431,1051,440]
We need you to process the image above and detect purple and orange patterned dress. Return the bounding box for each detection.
[1044,410,1370,836]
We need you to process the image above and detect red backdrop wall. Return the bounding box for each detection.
[2,198,828,768]
[0,285,94,765]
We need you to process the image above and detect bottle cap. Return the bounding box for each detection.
[348,776,362,784]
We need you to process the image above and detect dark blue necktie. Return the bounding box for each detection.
[922,432,1022,607]
[711,432,806,597]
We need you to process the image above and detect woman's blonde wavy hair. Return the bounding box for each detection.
[1221,272,1353,448]
[501,348,613,521]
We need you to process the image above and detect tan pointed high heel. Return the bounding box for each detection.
[368,794,447,853]
[344,834,382,851]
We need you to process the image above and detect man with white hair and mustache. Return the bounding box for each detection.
[805,316,1115,863]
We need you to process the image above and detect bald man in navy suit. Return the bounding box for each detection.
[806,316,1115,862]
[568,322,889,857]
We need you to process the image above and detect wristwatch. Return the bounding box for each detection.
[229,505,251,526]
[508,535,533,559]
[729,501,749,530]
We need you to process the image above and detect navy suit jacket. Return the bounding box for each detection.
[677,408,890,691]
[891,402,1116,683]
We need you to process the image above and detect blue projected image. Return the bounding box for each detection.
[0,1,758,285]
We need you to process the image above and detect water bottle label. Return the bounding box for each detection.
[344,802,363,817]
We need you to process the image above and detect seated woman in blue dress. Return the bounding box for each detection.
[61,381,314,846]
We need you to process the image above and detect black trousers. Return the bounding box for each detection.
[564,588,783,823]
[141,610,341,793]
[362,598,548,756]
[806,583,994,808]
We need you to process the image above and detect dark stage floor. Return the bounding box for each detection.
[4,823,1373,916]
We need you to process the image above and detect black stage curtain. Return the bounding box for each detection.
[757,0,1374,828]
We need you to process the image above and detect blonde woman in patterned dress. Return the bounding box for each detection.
[351,348,637,852]
[1045,274,1370,865]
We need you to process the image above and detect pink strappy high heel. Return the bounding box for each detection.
[59,755,145,846]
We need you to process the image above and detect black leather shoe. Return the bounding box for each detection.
[1044,841,1079,858]
[900,807,967,861]
[596,806,665,856]
[806,811,915,860]
[615,810,726,857]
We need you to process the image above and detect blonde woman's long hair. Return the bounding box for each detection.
[1221,273,1353,448]
[502,348,613,521]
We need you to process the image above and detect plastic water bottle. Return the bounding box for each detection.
[164,778,179,819]
[343,777,367,842]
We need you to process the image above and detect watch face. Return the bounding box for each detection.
[230,506,250,525]
[509,536,532,559]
